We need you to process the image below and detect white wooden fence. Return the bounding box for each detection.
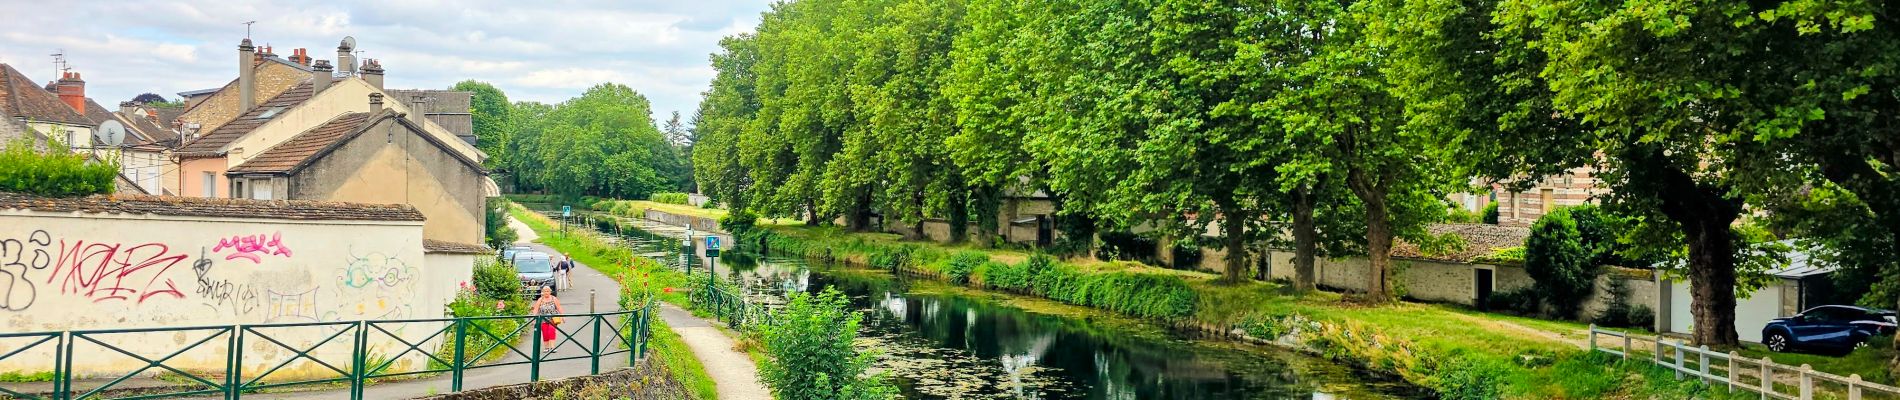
[1589,325,1900,400]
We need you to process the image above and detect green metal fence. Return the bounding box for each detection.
[0,300,657,400]
[690,281,774,330]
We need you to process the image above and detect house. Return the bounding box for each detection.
[173,43,314,141]
[78,99,176,194]
[387,89,475,147]
[224,99,488,244]
[1452,166,1609,227]
[171,36,490,247]
[0,64,93,148]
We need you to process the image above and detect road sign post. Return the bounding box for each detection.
[705,236,721,286]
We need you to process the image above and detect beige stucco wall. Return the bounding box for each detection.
[0,209,465,379]
[289,117,485,244]
[219,79,483,170]
[177,62,307,134]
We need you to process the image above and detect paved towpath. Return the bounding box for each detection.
[658,302,770,400]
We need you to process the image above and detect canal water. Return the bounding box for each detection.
[536,209,1421,399]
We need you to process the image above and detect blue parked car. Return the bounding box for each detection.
[1762,305,1897,354]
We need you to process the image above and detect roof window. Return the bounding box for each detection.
[254,107,285,119]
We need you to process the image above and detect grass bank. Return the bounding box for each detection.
[737,224,1764,399]
[510,205,716,400]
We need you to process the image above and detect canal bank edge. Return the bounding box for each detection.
[729,224,1722,399]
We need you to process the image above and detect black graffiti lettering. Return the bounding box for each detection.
[1,230,54,311]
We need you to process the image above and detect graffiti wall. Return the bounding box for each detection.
[0,210,470,379]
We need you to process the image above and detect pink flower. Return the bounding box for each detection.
[495,300,506,311]
[663,287,674,293]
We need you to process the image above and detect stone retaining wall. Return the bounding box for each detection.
[407,359,687,400]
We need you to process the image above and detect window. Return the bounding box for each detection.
[1541,189,1555,213]
[201,172,215,197]
[252,180,273,200]
[233,180,246,199]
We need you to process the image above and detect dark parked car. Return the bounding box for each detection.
[512,251,557,298]
[1762,305,1897,353]
[500,245,532,264]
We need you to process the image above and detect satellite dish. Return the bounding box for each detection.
[95,120,126,147]
[341,36,357,50]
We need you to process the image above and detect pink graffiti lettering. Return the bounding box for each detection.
[211,232,294,264]
[45,240,188,304]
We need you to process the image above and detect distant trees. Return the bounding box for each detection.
[691,0,1900,331]
[473,83,692,199]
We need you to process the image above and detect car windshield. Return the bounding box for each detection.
[516,257,552,273]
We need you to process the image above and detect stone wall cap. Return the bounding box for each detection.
[424,239,491,254]
[0,192,425,222]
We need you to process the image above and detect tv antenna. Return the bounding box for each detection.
[243,21,256,39]
[50,50,67,79]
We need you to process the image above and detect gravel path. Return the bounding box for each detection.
[658,301,771,399]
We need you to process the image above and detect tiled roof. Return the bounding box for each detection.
[1392,223,1531,263]
[228,112,369,173]
[150,105,185,127]
[0,192,426,221]
[177,80,320,155]
[424,239,492,254]
[0,64,90,126]
[121,112,175,144]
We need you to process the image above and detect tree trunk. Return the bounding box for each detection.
[948,187,969,243]
[804,201,820,226]
[1684,215,1740,347]
[973,186,1000,246]
[1221,208,1247,283]
[1292,186,1318,292]
[845,191,873,232]
[1363,195,1394,301]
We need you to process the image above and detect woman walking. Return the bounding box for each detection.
[533,285,565,357]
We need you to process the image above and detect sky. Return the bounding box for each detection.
[0,0,770,123]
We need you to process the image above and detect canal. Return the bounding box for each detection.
[536,208,1421,399]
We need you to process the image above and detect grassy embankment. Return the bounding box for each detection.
[740,224,1894,399]
[511,205,718,400]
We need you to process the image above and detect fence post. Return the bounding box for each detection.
[1848,374,1862,400]
[590,315,602,375]
[1761,356,1774,399]
[531,316,543,383]
[1655,334,1665,365]
[1727,351,1738,393]
[1622,334,1631,360]
[1588,324,1597,352]
[451,319,466,392]
[228,326,242,400]
[1698,345,1711,383]
[351,321,367,400]
[1674,341,1684,380]
[1799,364,1813,400]
[54,333,67,400]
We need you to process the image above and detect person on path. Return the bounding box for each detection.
[555,255,573,290]
[533,285,566,357]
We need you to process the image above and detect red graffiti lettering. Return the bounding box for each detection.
[45,240,188,304]
[211,232,294,264]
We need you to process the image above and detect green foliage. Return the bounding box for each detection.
[940,251,987,284]
[756,288,896,400]
[472,257,524,302]
[1430,356,1506,400]
[452,80,512,167]
[437,282,527,367]
[1593,279,1654,329]
[1525,209,1598,319]
[0,138,118,197]
[1447,205,1484,224]
[496,84,692,199]
[484,197,518,249]
[1475,246,1526,265]
[1482,203,1500,225]
[1481,287,1542,316]
[650,192,690,205]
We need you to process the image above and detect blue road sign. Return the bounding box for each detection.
[706,236,721,250]
[562,205,572,217]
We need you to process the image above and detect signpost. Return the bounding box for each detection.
[560,206,572,235]
[705,236,722,286]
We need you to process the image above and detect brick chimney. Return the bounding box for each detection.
[289,48,311,66]
[311,60,333,94]
[239,39,257,114]
[369,92,384,112]
[360,59,384,91]
[119,101,138,116]
[55,72,85,114]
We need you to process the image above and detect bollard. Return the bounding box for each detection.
[590,289,597,314]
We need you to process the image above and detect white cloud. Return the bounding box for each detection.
[0,0,769,119]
